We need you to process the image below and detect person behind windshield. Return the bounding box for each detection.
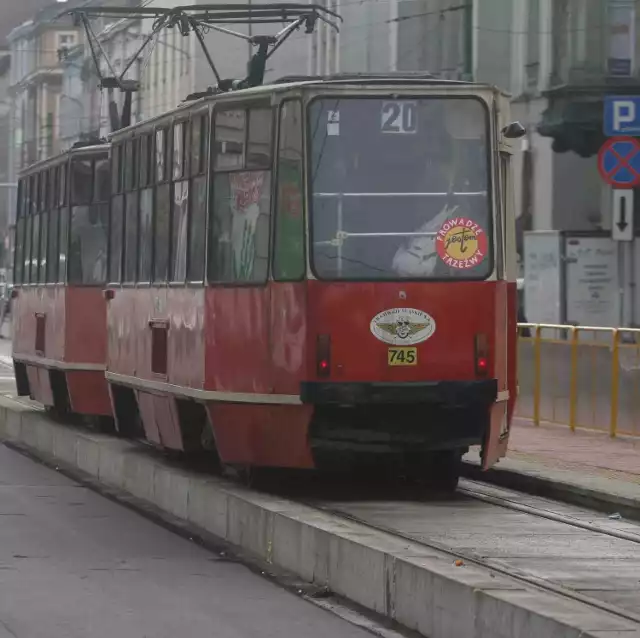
[392,101,489,278]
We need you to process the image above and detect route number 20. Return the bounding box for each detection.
[381,101,418,134]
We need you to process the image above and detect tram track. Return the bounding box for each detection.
[303,478,640,627]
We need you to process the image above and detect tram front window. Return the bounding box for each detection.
[308,97,492,280]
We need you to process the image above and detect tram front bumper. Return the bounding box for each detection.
[300,379,497,407]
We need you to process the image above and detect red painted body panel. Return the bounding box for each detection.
[204,287,271,393]
[66,371,111,415]
[12,286,111,417]
[306,280,502,383]
[106,287,206,451]
[12,287,66,360]
[482,281,518,468]
[106,277,515,468]
[107,287,205,387]
[65,288,108,365]
[207,404,314,468]
[268,283,307,395]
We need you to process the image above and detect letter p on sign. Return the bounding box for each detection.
[615,101,636,131]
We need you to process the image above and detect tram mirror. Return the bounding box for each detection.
[502,121,526,139]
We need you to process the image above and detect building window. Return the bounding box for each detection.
[57,32,78,51]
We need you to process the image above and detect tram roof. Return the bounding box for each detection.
[109,72,508,139]
[18,140,110,178]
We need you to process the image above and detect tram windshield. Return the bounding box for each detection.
[309,96,492,280]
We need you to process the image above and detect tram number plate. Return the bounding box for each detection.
[388,347,417,366]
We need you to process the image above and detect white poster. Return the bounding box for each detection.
[229,172,266,280]
[523,231,562,325]
[608,0,636,76]
[565,236,617,327]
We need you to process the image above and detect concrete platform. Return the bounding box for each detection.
[1,398,639,638]
[463,419,640,522]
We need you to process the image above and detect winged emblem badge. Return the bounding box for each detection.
[370,308,436,345]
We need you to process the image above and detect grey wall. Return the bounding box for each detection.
[475,0,513,89]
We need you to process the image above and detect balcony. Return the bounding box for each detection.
[538,0,640,157]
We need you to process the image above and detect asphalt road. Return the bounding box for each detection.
[0,443,375,638]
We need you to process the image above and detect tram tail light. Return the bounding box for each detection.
[316,334,331,378]
[474,333,489,377]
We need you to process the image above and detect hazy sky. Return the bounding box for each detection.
[0,0,58,46]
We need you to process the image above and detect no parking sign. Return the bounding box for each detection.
[597,136,640,188]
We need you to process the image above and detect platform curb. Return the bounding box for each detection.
[1,401,638,638]
[461,460,640,523]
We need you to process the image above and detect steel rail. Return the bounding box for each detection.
[307,479,640,626]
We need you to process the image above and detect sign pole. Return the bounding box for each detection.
[631,239,636,326]
[619,240,626,326]
[602,98,640,328]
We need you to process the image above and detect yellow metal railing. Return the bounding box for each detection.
[516,324,640,438]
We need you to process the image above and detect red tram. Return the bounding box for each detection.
[12,142,113,426]
[99,75,523,489]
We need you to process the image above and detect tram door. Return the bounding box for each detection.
[482,100,517,469]
[269,100,307,394]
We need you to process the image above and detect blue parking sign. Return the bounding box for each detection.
[604,96,640,135]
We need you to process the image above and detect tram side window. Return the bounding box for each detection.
[274,100,305,281]
[123,191,138,283]
[38,174,48,284]
[47,206,59,284]
[14,179,25,284]
[31,200,40,284]
[209,107,272,284]
[71,158,92,205]
[49,167,58,211]
[171,180,189,282]
[138,134,153,282]
[124,141,139,283]
[154,183,170,282]
[112,144,123,194]
[93,158,110,284]
[188,176,206,281]
[14,217,24,285]
[139,186,153,282]
[170,120,190,282]
[139,133,152,188]
[109,144,124,283]
[187,113,209,281]
[29,175,39,283]
[173,121,189,180]
[152,128,170,282]
[155,128,168,183]
[24,214,32,284]
[69,158,108,285]
[58,164,69,282]
[39,170,47,213]
[46,167,59,283]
